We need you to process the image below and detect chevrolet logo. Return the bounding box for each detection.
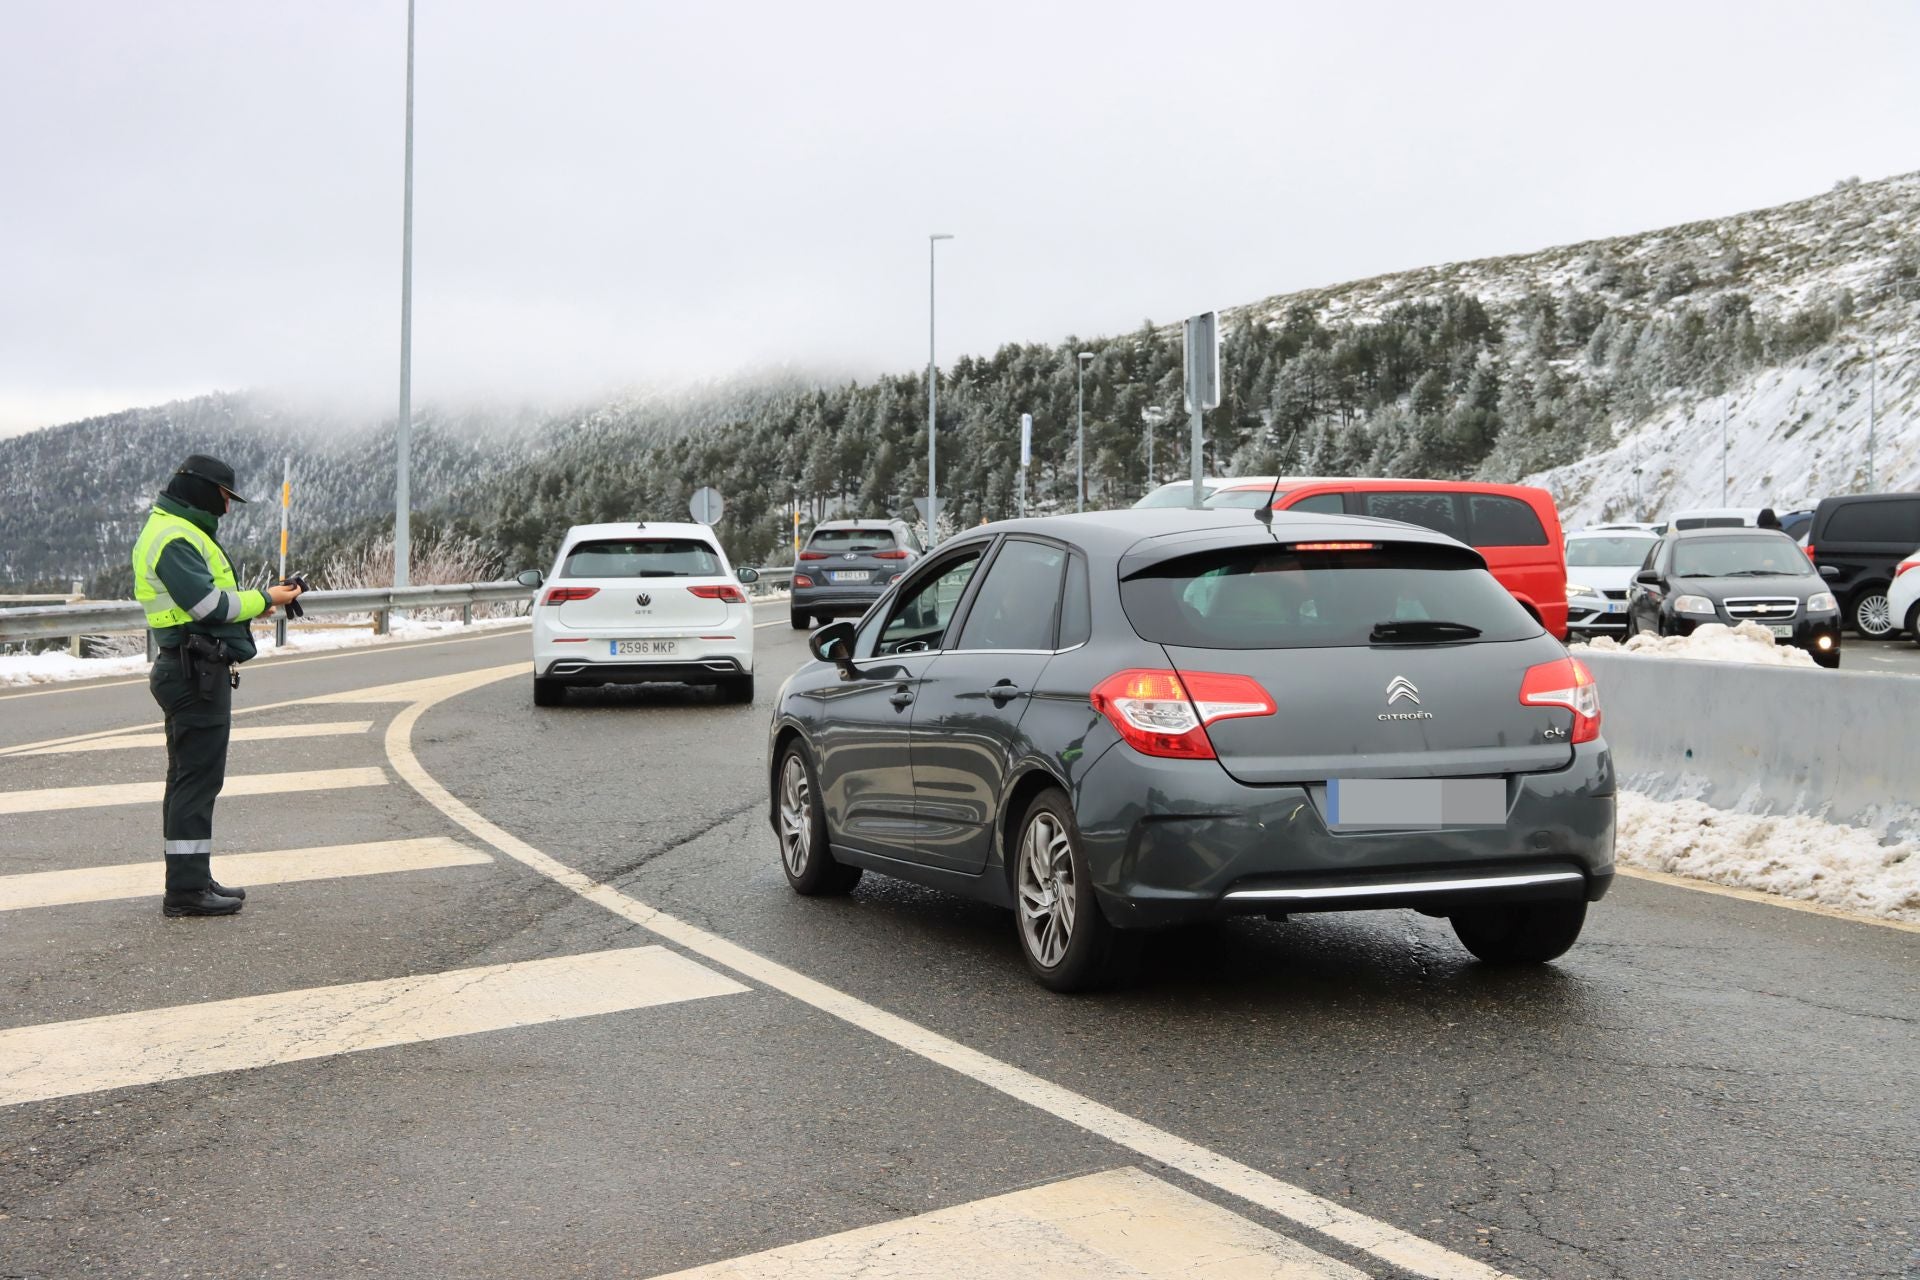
[1386,676,1420,706]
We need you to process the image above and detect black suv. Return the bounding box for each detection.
[1809,493,1920,638]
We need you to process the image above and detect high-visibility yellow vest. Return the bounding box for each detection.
[131,507,237,630]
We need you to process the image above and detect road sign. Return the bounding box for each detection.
[689,486,725,525]
[1020,414,1032,467]
[1184,311,1220,412]
[912,496,942,529]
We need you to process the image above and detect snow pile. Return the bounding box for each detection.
[1619,792,1919,924]
[0,616,530,688]
[1577,621,1817,667]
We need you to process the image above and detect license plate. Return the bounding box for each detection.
[1605,602,1627,614]
[1327,778,1506,830]
[833,570,871,583]
[612,639,677,656]
[1767,624,1793,639]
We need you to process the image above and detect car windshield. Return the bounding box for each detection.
[1671,536,1811,578]
[1120,543,1541,649]
[1204,488,1289,509]
[1134,482,1214,509]
[561,538,722,577]
[809,528,897,553]
[1568,536,1656,567]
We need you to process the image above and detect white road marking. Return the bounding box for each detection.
[1618,865,1920,934]
[385,669,1514,1280]
[0,837,491,912]
[654,1166,1364,1279]
[0,946,745,1107]
[11,720,374,756]
[0,766,386,816]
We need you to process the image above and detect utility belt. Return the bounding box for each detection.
[171,633,242,697]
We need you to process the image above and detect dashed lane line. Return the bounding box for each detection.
[0,766,386,816]
[654,1166,1364,1279]
[8,720,374,756]
[0,837,491,912]
[0,946,746,1108]
[386,666,1516,1280]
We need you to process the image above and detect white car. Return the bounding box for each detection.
[521,522,759,706]
[1564,527,1660,638]
[1889,547,1920,643]
[1662,506,1782,532]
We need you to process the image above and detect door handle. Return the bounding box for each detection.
[988,682,1026,705]
[889,692,915,708]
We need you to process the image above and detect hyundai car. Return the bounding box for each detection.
[790,519,923,629]
[521,522,760,705]
[1625,526,1842,667]
[766,509,1615,992]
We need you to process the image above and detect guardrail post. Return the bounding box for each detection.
[275,615,288,648]
[462,603,472,626]
[373,608,390,637]
[68,633,83,658]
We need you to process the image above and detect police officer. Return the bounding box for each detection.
[132,455,304,917]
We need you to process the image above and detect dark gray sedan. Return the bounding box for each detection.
[767,509,1615,991]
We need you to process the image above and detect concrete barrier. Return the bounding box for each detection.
[1582,652,1920,840]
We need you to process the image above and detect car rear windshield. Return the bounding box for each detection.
[1672,535,1812,578]
[1568,536,1656,567]
[561,538,722,578]
[1120,543,1541,649]
[809,527,898,553]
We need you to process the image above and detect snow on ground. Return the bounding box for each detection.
[0,616,530,688]
[1576,620,1817,666]
[1619,792,1919,924]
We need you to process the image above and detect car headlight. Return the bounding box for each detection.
[1806,591,1837,613]
[1565,583,1597,600]
[1671,594,1717,615]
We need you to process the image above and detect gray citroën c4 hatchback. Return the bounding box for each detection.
[767,508,1615,991]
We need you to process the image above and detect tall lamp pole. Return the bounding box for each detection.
[393,0,416,590]
[1075,352,1093,512]
[927,233,953,537]
[1868,338,1878,490]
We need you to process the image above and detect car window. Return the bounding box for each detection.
[1823,500,1920,544]
[809,527,897,553]
[874,549,985,656]
[1359,492,1464,540]
[561,538,720,578]
[1058,554,1091,649]
[1568,536,1656,567]
[956,539,1068,651]
[1672,534,1814,578]
[1286,492,1346,515]
[1121,543,1539,649]
[1467,495,1549,547]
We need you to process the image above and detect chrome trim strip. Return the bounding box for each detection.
[1224,869,1586,903]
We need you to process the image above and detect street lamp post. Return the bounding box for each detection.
[1720,394,1727,506]
[927,234,953,538]
[1868,338,1878,490]
[393,0,416,590]
[1076,352,1093,512]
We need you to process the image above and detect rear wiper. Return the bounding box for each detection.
[1369,619,1483,643]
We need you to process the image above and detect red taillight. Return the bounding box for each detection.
[1520,657,1601,744]
[1291,541,1377,552]
[542,587,599,605]
[872,549,909,560]
[1895,557,1918,579]
[1804,544,1815,561]
[688,584,747,603]
[793,573,814,588]
[1089,668,1275,759]
[799,551,829,561]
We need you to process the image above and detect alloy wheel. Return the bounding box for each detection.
[778,755,812,877]
[1856,592,1895,638]
[1017,811,1076,969]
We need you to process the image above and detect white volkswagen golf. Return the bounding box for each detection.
[521,522,760,706]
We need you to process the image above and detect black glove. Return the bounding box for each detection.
[280,573,310,620]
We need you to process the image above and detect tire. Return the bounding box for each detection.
[1909,603,1920,647]
[533,678,565,707]
[1012,788,1140,992]
[1851,585,1896,640]
[724,674,756,704]
[774,745,861,896]
[789,610,811,630]
[1449,899,1586,964]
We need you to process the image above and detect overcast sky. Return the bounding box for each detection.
[2,0,1916,437]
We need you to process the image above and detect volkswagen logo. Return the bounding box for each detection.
[635,593,652,607]
[1386,676,1420,706]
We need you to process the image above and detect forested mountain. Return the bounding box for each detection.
[5,171,1916,592]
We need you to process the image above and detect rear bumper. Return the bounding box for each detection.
[1672,611,1841,654]
[791,585,892,617]
[538,656,747,685]
[1073,739,1616,929]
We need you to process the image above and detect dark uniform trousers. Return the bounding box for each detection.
[150,647,233,892]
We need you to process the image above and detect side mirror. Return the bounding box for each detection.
[736,567,760,584]
[1634,570,1662,588]
[1818,564,1840,580]
[808,620,858,670]
[515,568,545,588]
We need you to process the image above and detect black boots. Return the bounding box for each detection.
[208,880,247,901]
[162,853,243,917]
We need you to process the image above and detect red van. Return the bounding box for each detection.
[1205,477,1570,638]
